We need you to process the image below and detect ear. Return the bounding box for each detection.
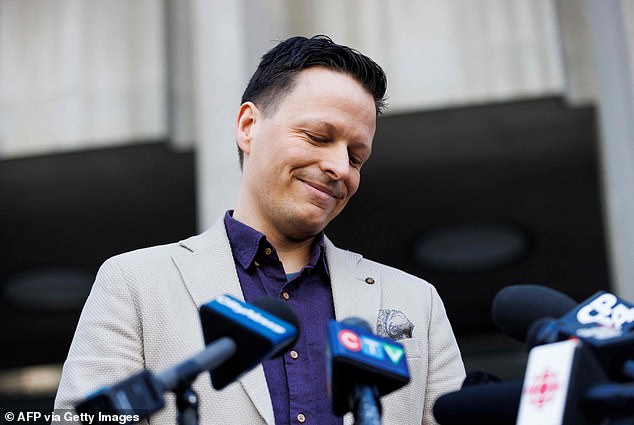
[235,102,258,156]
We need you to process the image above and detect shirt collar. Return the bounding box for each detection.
[224,210,328,274]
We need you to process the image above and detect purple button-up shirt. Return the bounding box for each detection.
[224,211,342,425]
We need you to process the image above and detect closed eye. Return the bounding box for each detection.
[307,133,327,144]
[305,131,366,169]
[349,155,363,168]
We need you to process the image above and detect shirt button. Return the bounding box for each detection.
[297,413,306,423]
[264,247,272,255]
[254,261,260,267]
[290,350,299,359]
[365,277,375,285]
[282,292,290,300]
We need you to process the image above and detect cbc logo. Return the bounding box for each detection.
[338,329,362,351]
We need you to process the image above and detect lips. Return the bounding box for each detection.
[300,179,345,199]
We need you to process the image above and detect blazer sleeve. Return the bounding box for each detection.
[423,285,466,425]
[54,257,146,412]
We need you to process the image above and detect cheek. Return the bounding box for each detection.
[347,173,361,197]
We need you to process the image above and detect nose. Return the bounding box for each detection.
[320,142,351,181]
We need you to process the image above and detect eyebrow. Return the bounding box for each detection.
[297,120,373,150]
[303,121,336,135]
[321,122,337,133]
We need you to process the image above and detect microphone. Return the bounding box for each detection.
[494,285,634,381]
[435,285,634,425]
[436,339,634,425]
[200,294,299,389]
[326,317,410,425]
[492,284,577,342]
[491,285,634,424]
[75,295,299,423]
[433,381,522,425]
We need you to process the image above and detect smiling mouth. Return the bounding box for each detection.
[300,180,344,199]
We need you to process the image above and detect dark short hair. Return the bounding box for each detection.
[238,35,388,167]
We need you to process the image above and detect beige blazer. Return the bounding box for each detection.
[55,218,465,424]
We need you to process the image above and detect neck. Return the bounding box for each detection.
[232,208,316,274]
[273,238,315,274]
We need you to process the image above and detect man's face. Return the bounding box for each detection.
[237,67,377,240]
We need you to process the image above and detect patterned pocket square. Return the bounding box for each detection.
[376,309,414,341]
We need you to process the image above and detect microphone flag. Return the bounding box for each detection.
[200,294,298,389]
[326,319,410,416]
[516,339,606,425]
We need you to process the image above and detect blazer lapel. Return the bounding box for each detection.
[173,219,242,306]
[325,236,381,329]
[173,218,275,425]
[324,237,382,425]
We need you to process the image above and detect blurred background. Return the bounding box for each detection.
[1,0,633,413]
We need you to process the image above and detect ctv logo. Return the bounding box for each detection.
[338,329,405,364]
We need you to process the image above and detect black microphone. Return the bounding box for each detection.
[434,286,587,425]
[436,340,634,425]
[433,381,522,425]
[75,295,299,424]
[492,284,577,342]
[326,317,410,425]
[494,285,634,381]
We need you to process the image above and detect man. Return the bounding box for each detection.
[55,35,465,425]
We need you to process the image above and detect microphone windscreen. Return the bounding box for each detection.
[492,285,576,342]
[433,381,522,425]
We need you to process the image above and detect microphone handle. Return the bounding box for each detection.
[352,383,381,425]
[158,337,237,391]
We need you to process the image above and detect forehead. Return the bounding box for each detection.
[274,68,377,140]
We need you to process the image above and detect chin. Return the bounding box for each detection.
[276,200,341,237]
[289,220,326,239]
[285,211,331,239]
